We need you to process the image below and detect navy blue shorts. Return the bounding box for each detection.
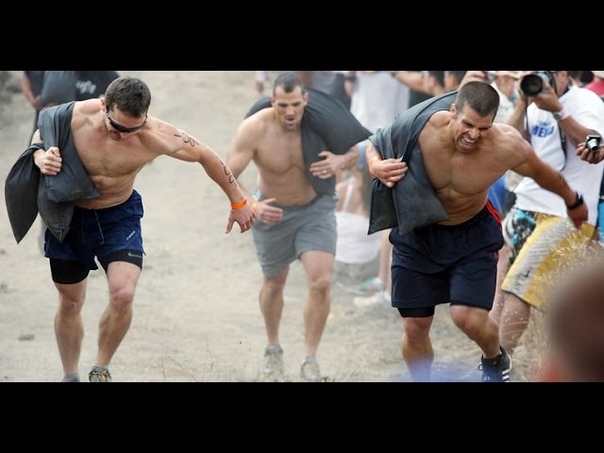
[45,190,145,284]
[389,203,503,317]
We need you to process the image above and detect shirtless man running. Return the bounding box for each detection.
[366,81,587,382]
[225,72,359,381]
[31,76,255,382]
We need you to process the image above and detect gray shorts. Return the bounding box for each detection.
[252,194,337,276]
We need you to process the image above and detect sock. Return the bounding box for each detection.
[90,364,109,373]
[62,373,80,382]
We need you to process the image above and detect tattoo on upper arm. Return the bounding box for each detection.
[174,132,199,147]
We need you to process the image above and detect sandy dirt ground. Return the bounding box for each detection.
[0,71,544,383]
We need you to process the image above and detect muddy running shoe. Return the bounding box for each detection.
[88,369,112,382]
[478,346,512,382]
[263,345,285,382]
[300,357,321,382]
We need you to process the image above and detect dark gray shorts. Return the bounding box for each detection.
[252,194,337,277]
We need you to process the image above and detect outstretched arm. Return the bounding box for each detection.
[513,143,587,229]
[167,126,255,234]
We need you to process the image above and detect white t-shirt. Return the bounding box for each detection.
[514,85,604,225]
[335,183,380,264]
[349,71,409,134]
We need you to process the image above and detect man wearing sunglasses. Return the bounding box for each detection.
[28,76,255,382]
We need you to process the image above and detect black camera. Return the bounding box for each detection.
[519,71,555,96]
[585,135,602,152]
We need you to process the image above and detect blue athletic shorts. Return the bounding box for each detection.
[45,190,145,283]
[389,203,504,317]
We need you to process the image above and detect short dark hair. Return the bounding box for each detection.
[455,81,499,118]
[105,76,151,116]
[273,72,305,95]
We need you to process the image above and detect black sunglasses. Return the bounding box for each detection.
[105,110,148,133]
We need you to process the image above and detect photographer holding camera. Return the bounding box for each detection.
[497,70,604,366]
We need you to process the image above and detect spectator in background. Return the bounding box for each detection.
[491,71,521,124]
[20,71,78,144]
[254,71,270,94]
[568,70,594,88]
[341,71,410,306]
[392,71,432,107]
[75,71,119,101]
[498,70,604,359]
[584,71,604,98]
[581,71,604,245]
[333,156,381,289]
[19,71,46,144]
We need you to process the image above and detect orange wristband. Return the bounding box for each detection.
[230,199,248,210]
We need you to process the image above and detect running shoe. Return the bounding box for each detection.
[300,357,321,382]
[88,369,112,382]
[263,345,285,382]
[478,346,512,382]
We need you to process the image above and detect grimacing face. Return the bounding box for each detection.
[451,103,494,153]
[271,86,308,131]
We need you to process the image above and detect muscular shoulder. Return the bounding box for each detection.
[493,123,528,151]
[490,123,533,166]
[235,108,272,141]
[427,110,450,127]
[70,99,102,130]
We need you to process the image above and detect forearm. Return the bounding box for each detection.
[557,114,600,148]
[20,74,36,106]
[365,141,381,164]
[535,169,577,206]
[31,144,46,168]
[339,146,358,171]
[393,71,426,92]
[203,155,247,204]
[507,98,528,138]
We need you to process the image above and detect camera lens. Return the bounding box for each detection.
[520,71,554,97]
[586,137,600,152]
[520,74,544,96]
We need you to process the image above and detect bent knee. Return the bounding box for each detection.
[110,286,136,310]
[309,276,332,293]
[450,305,488,333]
